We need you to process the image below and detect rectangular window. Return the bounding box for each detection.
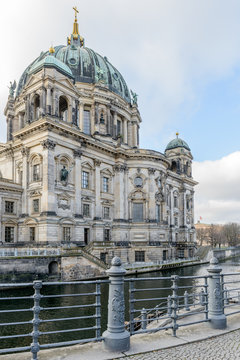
[117,120,121,135]
[104,229,110,241]
[174,197,178,208]
[83,203,90,217]
[33,199,39,213]
[103,206,110,219]
[135,251,145,262]
[33,164,40,181]
[63,227,71,241]
[30,227,35,241]
[156,204,160,222]
[83,110,91,135]
[100,252,107,263]
[5,227,14,242]
[103,177,109,192]
[132,203,143,222]
[84,228,89,245]
[174,217,178,226]
[178,249,185,258]
[82,171,89,189]
[5,201,14,214]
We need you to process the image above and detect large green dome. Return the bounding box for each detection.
[165,135,191,152]
[16,44,131,103]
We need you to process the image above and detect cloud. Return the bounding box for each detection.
[193,151,240,224]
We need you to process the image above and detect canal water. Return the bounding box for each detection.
[1,257,240,351]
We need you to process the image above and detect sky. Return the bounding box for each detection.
[0,0,240,224]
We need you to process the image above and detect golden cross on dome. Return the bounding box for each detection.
[73,6,79,21]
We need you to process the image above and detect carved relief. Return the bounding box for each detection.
[148,168,156,175]
[21,146,30,157]
[73,149,82,158]
[40,139,56,150]
[111,289,125,324]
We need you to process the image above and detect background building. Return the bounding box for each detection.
[0,10,197,264]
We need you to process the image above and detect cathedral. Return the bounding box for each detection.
[0,9,197,265]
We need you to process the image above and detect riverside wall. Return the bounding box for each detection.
[212,247,240,261]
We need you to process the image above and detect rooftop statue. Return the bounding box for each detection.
[8,80,16,97]
[130,90,138,105]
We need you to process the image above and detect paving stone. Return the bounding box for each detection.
[115,329,240,360]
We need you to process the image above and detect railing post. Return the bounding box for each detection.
[184,291,190,311]
[224,287,229,305]
[103,257,130,352]
[167,295,172,316]
[31,280,42,360]
[200,288,205,306]
[171,275,179,337]
[207,257,226,329]
[129,279,135,335]
[95,281,101,340]
[141,308,147,330]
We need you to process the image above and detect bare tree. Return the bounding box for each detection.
[223,223,240,247]
[196,227,208,246]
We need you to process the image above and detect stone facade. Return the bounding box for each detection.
[0,11,197,264]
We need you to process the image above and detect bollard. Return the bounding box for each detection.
[103,257,130,352]
[184,291,190,311]
[200,288,205,306]
[207,257,226,329]
[141,308,147,330]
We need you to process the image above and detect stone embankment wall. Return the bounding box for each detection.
[212,247,240,261]
[0,255,107,282]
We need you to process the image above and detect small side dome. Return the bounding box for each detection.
[165,133,190,152]
[29,54,73,79]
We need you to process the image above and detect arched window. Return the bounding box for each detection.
[59,96,68,121]
[171,161,177,172]
[49,261,58,275]
[33,94,40,120]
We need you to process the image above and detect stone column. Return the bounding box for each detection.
[40,140,56,215]
[207,257,226,329]
[94,160,101,219]
[148,168,156,221]
[114,165,125,220]
[132,122,138,147]
[113,111,117,137]
[46,87,51,115]
[127,121,132,146]
[124,167,129,220]
[0,197,2,242]
[21,147,29,216]
[169,186,174,226]
[18,113,23,130]
[123,118,128,144]
[107,106,111,134]
[191,190,195,226]
[90,105,95,135]
[68,102,72,123]
[103,257,130,352]
[79,102,84,131]
[73,150,82,217]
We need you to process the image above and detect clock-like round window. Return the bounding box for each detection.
[134,176,143,187]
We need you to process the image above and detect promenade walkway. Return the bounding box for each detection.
[3,309,240,360]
